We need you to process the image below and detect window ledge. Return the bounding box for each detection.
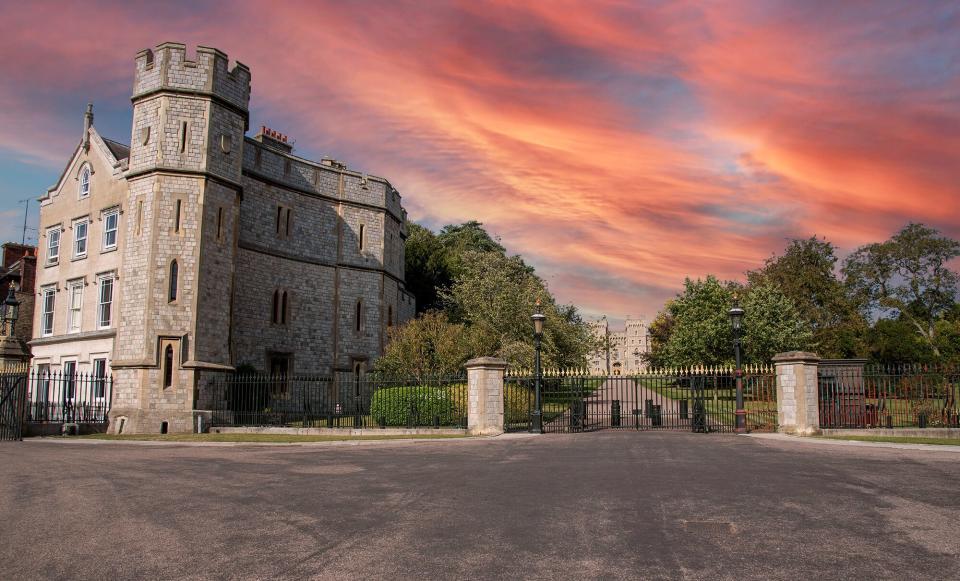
[100,247,118,255]
[28,328,116,346]
[71,255,88,262]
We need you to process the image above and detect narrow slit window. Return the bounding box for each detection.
[217,207,224,241]
[280,291,288,325]
[136,200,144,236]
[174,199,182,233]
[168,260,178,302]
[285,208,292,237]
[271,289,279,324]
[276,205,282,234]
[355,301,362,333]
[163,344,174,388]
[359,224,365,251]
[179,121,188,153]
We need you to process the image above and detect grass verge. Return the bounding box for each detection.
[818,435,960,446]
[72,433,468,443]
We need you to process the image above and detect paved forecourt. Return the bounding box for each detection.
[1,433,958,580]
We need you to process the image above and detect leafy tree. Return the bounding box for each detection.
[404,223,452,313]
[436,220,506,278]
[375,311,482,381]
[748,237,867,358]
[844,223,960,358]
[653,276,812,367]
[441,250,595,368]
[740,282,814,362]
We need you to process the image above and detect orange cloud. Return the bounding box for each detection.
[1,0,956,321]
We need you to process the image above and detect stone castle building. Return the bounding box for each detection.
[30,43,415,433]
[588,316,651,375]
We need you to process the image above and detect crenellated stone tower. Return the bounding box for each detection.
[109,43,251,433]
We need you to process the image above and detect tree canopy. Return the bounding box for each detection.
[381,221,595,376]
[650,276,811,367]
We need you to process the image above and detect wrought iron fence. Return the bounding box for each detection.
[1,370,28,441]
[504,366,777,433]
[26,369,113,424]
[818,364,960,429]
[208,372,468,429]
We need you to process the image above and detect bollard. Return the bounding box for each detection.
[886,415,893,429]
[918,413,927,429]
[611,399,621,428]
[651,405,662,428]
[571,400,585,432]
[679,400,689,420]
[645,399,653,418]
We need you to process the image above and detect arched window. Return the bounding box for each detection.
[79,166,91,198]
[168,260,178,302]
[163,344,174,388]
[355,300,363,333]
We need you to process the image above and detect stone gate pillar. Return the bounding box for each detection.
[465,357,507,436]
[773,351,821,435]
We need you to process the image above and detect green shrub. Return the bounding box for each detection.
[370,384,467,427]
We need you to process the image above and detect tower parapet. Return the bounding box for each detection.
[133,43,251,117]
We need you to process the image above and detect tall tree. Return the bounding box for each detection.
[436,220,506,278]
[844,223,960,358]
[653,276,812,367]
[403,223,452,313]
[748,237,867,358]
[441,250,595,369]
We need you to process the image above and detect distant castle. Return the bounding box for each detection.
[588,316,651,375]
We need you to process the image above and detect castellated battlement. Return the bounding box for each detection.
[133,42,251,112]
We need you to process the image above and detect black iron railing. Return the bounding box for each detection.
[27,370,113,424]
[504,366,778,433]
[818,364,960,429]
[208,372,468,429]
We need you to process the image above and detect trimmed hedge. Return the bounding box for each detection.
[370,384,467,427]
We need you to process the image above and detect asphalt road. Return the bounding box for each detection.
[1,433,958,580]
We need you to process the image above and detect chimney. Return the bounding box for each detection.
[82,103,94,151]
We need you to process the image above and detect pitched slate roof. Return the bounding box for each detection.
[102,137,130,161]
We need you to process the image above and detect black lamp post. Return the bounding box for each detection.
[531,305,546,434]
[728,304,745,432]
[3,283,20,337]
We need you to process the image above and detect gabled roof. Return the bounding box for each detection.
[42,127,129,202]
[102,137,130,162]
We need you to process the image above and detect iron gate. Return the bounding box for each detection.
[504,367,777,434]
[0,371,28,441]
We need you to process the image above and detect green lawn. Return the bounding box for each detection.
[73,433,468,443]
[817,435,960,446]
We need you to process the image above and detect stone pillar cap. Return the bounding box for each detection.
[772,351,821,363]
[465,357,508,369]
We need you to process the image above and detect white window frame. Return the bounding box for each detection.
[73,218,89,259]
[97,274,114,329]
[40,286,56,337]
[46,227,61,265]
[62,360,77,402]
[79,166,91,199]
[102,208,119,251]
[66,280,83,334]
[92,358,108,400]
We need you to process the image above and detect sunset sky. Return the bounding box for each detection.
[1,1,957,324]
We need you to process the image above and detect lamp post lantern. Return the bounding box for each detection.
[728,304,745,432]
[531,305,546,434]
[3,283,20,337]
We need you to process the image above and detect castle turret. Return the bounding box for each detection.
[110,43,251,433]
